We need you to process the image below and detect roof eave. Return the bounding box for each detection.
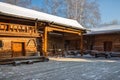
[0,12,86,30]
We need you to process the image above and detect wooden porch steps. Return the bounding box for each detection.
[0,56,49,65]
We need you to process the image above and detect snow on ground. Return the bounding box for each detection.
[0,57,120,80]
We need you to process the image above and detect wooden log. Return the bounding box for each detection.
[42,27,48,57]
[80,33,84,56]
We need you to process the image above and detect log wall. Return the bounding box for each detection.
[0,37,37,58]
[84,33,120,52]
[93,34,120,51]
[0,19,39,58]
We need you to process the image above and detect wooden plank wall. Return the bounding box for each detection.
[94,34,120,51]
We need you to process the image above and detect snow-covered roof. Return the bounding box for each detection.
[87,25,120,35]
[0,2,85,30]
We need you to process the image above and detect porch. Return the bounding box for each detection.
[38,23,85,57]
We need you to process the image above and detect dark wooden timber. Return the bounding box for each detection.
[0,56,48,65]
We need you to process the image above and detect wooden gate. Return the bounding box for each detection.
[12,42,25,57]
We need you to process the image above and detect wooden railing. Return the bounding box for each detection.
[0,22,37,33]
[0,22,39,37]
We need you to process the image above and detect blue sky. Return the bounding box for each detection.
[31,0,45,8]
[32,0,120,24]
[98,0,120,23]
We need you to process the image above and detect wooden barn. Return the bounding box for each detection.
[85,25,120,53]
[0,2,86,60]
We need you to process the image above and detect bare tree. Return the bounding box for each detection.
[0,0,17,4]
[101,20,119,26]
[65,0,101,28]
[31,5,44,11]
[44,0,57,15]
[44,0,66,16]
[110,20,119,25]
[30,0,101,28]
[0,0,31,8]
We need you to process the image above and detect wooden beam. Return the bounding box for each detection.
[80,33,84,56]
[0,15,35,23]
[0,22,40,37]
[42,27,48,57]
[0,31,40,37]
[50,24,83,32]
[47,27,81,35]
[62,33,65,57]
[35,19,38,33]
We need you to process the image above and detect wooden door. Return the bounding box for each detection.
[12,42,25,57]
[104,41,112,51]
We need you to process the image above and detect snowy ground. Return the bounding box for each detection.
[0,57,120,80]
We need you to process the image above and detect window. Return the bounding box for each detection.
[0,40,3,48]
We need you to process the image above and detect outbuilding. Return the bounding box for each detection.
[85,25,120,52]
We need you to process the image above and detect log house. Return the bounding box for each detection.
[0,2,86,59]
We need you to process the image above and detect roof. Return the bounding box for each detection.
[0,2,85,30]
[87,25,120,35]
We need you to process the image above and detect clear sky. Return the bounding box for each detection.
[31,0,120,24]
[98,0,120,24]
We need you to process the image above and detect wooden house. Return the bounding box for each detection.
[0,2,86,59]
[85,25,120,52]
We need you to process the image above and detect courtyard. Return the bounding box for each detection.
[0,57,120,80]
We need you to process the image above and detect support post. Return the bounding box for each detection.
[80,33,84,56]
[42,27,48,57]
[35,19,38,33]
[62,33,65,57]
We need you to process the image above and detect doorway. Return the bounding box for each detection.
[12,42,25,57]
[104,41,112,51]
